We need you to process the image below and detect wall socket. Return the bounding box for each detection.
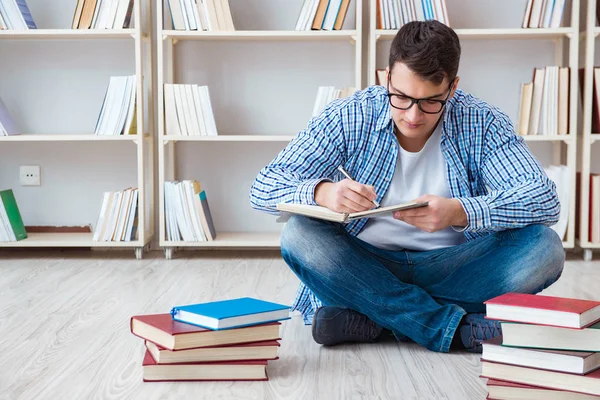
[20,165,41,186]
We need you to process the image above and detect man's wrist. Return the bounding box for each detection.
[451,198,468,227]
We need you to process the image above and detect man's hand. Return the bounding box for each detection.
[315,180,378,214]
[393,195,467,232]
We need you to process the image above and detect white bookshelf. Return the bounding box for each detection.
[157,0,362,259]
[368,0,579,249]
[0,0,154,259]
[580,0,600,260]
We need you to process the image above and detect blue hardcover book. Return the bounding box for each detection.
[170,297,291,330]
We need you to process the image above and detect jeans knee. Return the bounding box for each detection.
[511,224,565,291]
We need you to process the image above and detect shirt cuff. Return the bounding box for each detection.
[293,178,332,205]
[455,196,492,232]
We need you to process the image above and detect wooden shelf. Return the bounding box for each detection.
[0,134,144,142]
[376,28,576,41]
[521,135,573,142]
[163,232,281,248]
[161,135,295,142]
[0,29,136,40]
[0,232,151,248]
[162,30,358,41]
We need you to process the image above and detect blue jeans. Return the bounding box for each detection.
[280,216,565,353]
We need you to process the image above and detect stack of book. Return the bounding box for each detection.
[312,86,356,117]
[71,0,134,30]
[0,96,19,136]
[517,66,570,136]
[164,180,216,242]
[166,0,235,31]
[0,0,36,30]
[375,0,449,30]
[295,0,351,31]
[0,189,27,242]
[94,75,137,136]
[480,292,600,399]
[92,187,138,242]
[164,84,218,136]
[130,297,290,382]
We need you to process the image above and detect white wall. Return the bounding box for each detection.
[0,0,593,242]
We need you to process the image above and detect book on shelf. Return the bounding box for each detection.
[517,66,569,136]
[92,187,138,242]
[0,96,19,136]
[312,86,356,117]
[522,0,566,29]
[167,0,234,31]
[0,189,27,242]
[164,84,217,136]
[375,69,388,87]
[0,0,36,30]
[72,0,134,30]
[170,297,291,330]
[164,180,216,242]
[580,67,600,135]
[295,0,351,31]
[376,0,449,30]
[480,292,600,398]
[275,201,428,223]
[94,75,137,136]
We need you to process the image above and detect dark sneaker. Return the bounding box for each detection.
[312,306,384,346]
[458,313,502,353]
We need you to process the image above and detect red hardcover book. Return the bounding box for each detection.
[484,293,600,328]
[486,379,600,399]
[142,350,269,382]
[145,339,281,364]
[130,313,281,350]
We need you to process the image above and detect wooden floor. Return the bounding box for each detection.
[0,248,598,400]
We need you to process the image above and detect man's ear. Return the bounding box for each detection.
[451,76,460,96]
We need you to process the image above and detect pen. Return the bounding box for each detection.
[337,166,380,208]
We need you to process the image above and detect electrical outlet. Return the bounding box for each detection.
[20,165,41,186]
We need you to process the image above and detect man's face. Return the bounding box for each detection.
[386,63,458,142]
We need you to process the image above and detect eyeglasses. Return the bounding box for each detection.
[387,74,455,114]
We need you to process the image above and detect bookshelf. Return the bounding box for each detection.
[368,0,579,250]
[580,0,599,261]
[0,0,154,259]
[157,0,362,259]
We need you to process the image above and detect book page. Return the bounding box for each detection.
[347,201,428,220]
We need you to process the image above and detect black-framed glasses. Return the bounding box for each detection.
[387,74,454,114]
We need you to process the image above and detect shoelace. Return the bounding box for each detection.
[469,322,502,348]
[343,312,378,339]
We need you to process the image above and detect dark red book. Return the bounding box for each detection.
[486,378,600,399]
[484,293,600,328]
[142,350,269,382]
[130,313,281,350]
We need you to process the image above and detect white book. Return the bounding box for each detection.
[93,192,111,241]
[184,84,202,135]
[414,0,425,21]
[122,76,137,135]
[542,0,555,28]
[0,96,19,135]
[3,0,27,30]
[322,0,342,30]
[114,188,133,241]
[178,0,191,30]
[95,76,117,135]
[164,84,181,135]
[124,188,138,241]
[183,181,206,241]
[167,0,186,30]
[110,76,132,135]
[195,0,208,31]
[113,0,132,29]
[528,68,545,135]
[164,182,178,241]
[103,191,122,241]
[295,0,311,31]
[173,85,190,135]
[175,182,195,241]
[191,85,207,136]
[198,0,212,30]
[199,86,218,135]
[91,0,103,28]
[304,0,320,31]
[550,0,565,28]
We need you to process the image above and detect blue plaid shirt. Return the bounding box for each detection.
[249,85,560,324]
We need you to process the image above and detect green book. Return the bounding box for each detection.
[0,189,27,241]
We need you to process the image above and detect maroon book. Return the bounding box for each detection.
[130,313,281,350]
[142,350,269,382]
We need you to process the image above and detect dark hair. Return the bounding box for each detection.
[389,20,461,85]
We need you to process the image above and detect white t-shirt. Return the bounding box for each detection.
[356,122,466,251]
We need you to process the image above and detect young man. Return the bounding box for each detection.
[249,20,565,353]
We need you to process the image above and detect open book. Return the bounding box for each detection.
[276,201,428,223]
